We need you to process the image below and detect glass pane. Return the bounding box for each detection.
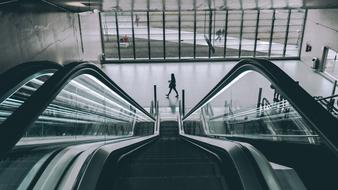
[118,12,134,60]
[256,10,273,57]
[165,11,179,59]
[18,74,154,146]
[101,12,118,59]
[0,73,54,125]
[286,10,305,57]
[149,11,164,59]
[180,11,194,59]
[195,10,210,58]
[183,71,321,144]
[134,12,149,59]
[226,11,242,58]
[324,48,338,80]
[241,10,258,57]
[211,10,226,58]
[270,10,288,57]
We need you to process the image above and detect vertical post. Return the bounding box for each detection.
[193,8,197,59]
[115,11,121,60]
[212,10,216,45]
[223,10,228,58]
[182,89,185,116]
[268,10,276,58]
[256,88,262,117]
[98,12,106,61]
[283,10,291,57]
[332,80,337,96]
[163,10,166,59]
[147,11,151,60]
[299,9,308,58]
[329,80,337,113]
[150,100,154,115]
[77,14,84,54]
[253,10,260,57]
[178,7,181,60]
[256,88,263,108]
[208,10,213,58]
[153,85,157,109]
[131,11,136,59]
[238,10,244,58]
[179,100,182,116]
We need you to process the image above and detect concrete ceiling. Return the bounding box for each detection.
[1,0,338,12]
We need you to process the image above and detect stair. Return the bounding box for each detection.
[114,121,229,190]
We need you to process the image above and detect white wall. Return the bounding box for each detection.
[301,9,338,67]
[79,12,103,62]
[0,9,83,74]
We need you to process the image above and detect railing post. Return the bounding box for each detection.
[179,100,182,116]
[153,85,157,110]
[150,100,154,115]
[182,89,185,116]
[256,88,262,117]
[329,80,337,113]
[331,80,337,96]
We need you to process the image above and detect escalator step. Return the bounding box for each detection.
[115,176,229,190]
[129,157,213,163]
[121,162,220,177]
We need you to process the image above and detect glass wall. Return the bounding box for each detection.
[183,70,321,144]
[100,9,305,61]
[17,74,154,146]
[323,47,338,80]
[0,73,55,125]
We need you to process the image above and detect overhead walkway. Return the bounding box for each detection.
[0,59,337,190]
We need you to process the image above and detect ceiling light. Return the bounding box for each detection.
[65,2,86,7]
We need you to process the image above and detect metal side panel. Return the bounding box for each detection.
[270,162,307,190]
[57,137,137,190]
[33,141,108,190]
[77,135,158,190]
[237,142,283,190]
[17,151,56,190]
[182,134,281,190]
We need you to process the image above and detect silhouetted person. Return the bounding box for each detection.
[166,73,179,98]
[216,29,222,41]
[135,14,140,27]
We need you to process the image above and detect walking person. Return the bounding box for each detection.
[135,14,140,27]
[215,29,222,41]
[166,73,179,98]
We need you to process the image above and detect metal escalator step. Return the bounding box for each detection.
[121,162,219,177]
[129,157,213,163]
[116,176,229,190]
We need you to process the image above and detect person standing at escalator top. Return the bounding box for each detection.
[166,73,179,98]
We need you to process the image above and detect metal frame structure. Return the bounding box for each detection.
[99,9,306,63]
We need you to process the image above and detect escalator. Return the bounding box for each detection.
[99,121,228,190]
[0,61,157,189]
[182,59,338,190]
[0,58,337,190]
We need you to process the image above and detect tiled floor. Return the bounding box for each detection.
[101,60,336,112]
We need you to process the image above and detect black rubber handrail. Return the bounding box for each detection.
[0,61,62,103]
[183,58,338,156]
[0,62,155,157]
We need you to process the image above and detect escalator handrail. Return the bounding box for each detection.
[0,61,62,103]
[0,62,155,157]
[182,58,338,155]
